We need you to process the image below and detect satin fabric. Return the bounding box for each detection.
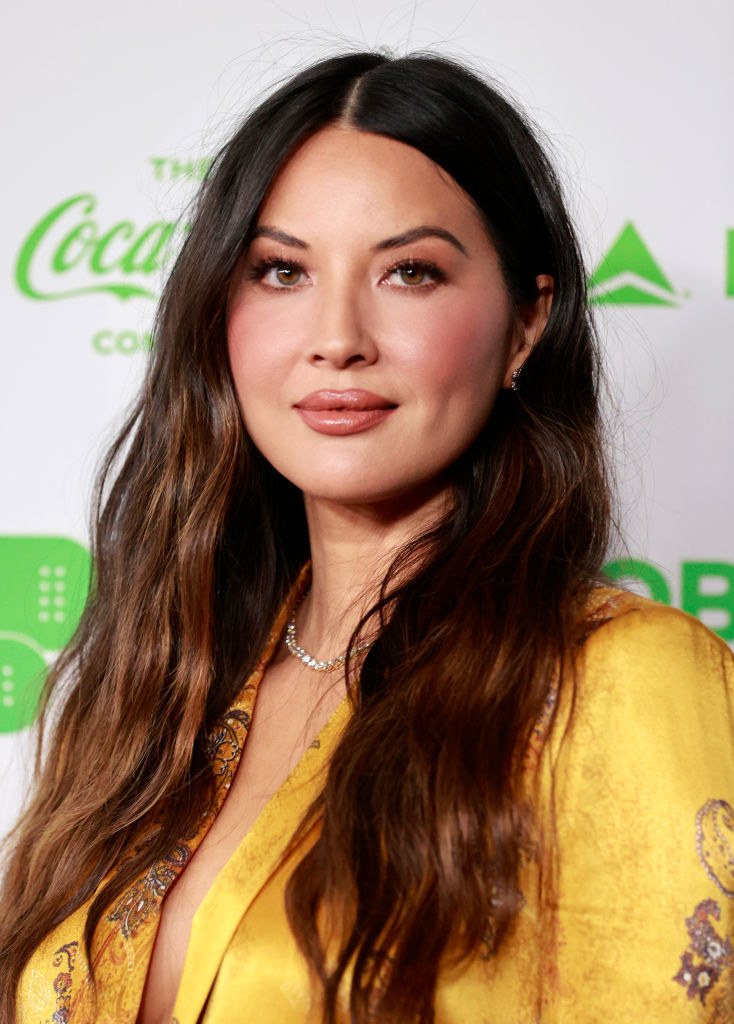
[18,577,734,1023]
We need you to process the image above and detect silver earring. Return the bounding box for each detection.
[510,367,522,392]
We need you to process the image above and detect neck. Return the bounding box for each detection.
[297,486,449,660]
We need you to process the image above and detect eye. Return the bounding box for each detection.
[247,258,307,289]
[271,264,303,287]
[383,260,445,289]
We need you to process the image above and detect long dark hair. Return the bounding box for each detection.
[0,52,612,1024]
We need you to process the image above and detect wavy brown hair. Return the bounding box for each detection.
[0,52,613,1023]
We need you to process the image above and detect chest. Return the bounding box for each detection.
[137,657,346,1024]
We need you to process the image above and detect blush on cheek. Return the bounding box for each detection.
[227,303,295,393]
[408,296,512,385]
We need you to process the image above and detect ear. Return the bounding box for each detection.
[503,274,554,388]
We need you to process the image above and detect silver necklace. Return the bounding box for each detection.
[285,597,372,673]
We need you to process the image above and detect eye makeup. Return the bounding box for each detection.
[244,254,448,293]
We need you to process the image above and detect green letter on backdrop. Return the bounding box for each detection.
[603,558,672,604]
[682,561,734,641]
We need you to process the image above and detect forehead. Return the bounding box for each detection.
[255,126,489,250]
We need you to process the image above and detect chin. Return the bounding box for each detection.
[294,468,452,513]
[297,478,407,506]
[259,444,460,510]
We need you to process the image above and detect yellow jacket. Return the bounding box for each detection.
[18,583,734,1023]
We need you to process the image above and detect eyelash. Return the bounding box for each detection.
[246,256,302,288]
[384,259,446,290]
[246,256,447,291]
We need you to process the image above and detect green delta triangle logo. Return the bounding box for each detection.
[588,222,679,306]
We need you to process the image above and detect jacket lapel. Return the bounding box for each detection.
[171,696,350,1024]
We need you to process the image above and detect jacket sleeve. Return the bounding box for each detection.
[544,598,734,1023]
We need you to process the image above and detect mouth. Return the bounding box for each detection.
[294,389,397,412]
[294,390,398,436]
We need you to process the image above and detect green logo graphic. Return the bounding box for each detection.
[0,537,90,733]
[604,558,734,641]
[726,229,734,297]
[91,329,153,356]
[589,222,679,306]
[15,194,186,302]
[149,156,211,182]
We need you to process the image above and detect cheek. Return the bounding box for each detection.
[226,301,297,398]
[393,292,512,398]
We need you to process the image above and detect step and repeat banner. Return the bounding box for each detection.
[1,0,732,834]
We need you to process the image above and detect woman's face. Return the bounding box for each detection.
[227,126,550,508]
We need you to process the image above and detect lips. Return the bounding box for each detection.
[294,389,396,412]
[294,389,397,436]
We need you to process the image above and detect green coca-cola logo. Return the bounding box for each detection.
[15,193,186,302]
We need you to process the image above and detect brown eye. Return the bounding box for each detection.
[384,261,445,289]
[275,266,302,286]
[398,265,425,285]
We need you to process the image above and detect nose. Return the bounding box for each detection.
[306,280,378,370]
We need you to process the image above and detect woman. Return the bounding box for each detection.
[2,51,732,1024]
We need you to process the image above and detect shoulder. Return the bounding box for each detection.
[550,584,733,801]
[575,585,733,707]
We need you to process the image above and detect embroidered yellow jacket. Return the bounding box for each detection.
[17,586,734,1023]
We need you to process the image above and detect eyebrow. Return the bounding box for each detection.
[373,226,468,257]
[250,225,309,249]
[250,224,468,257]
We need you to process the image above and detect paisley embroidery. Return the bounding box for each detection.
[106,703,256,938]
[204,706,253,803]
[696,799,734,899]
[673,799,734,1012]
[47,942,78,1023]
[672,899,733,1005]
[106,843,191,939]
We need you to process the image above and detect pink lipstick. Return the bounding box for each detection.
[294,389,397,436]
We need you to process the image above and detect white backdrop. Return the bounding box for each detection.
[2,0,733,835]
